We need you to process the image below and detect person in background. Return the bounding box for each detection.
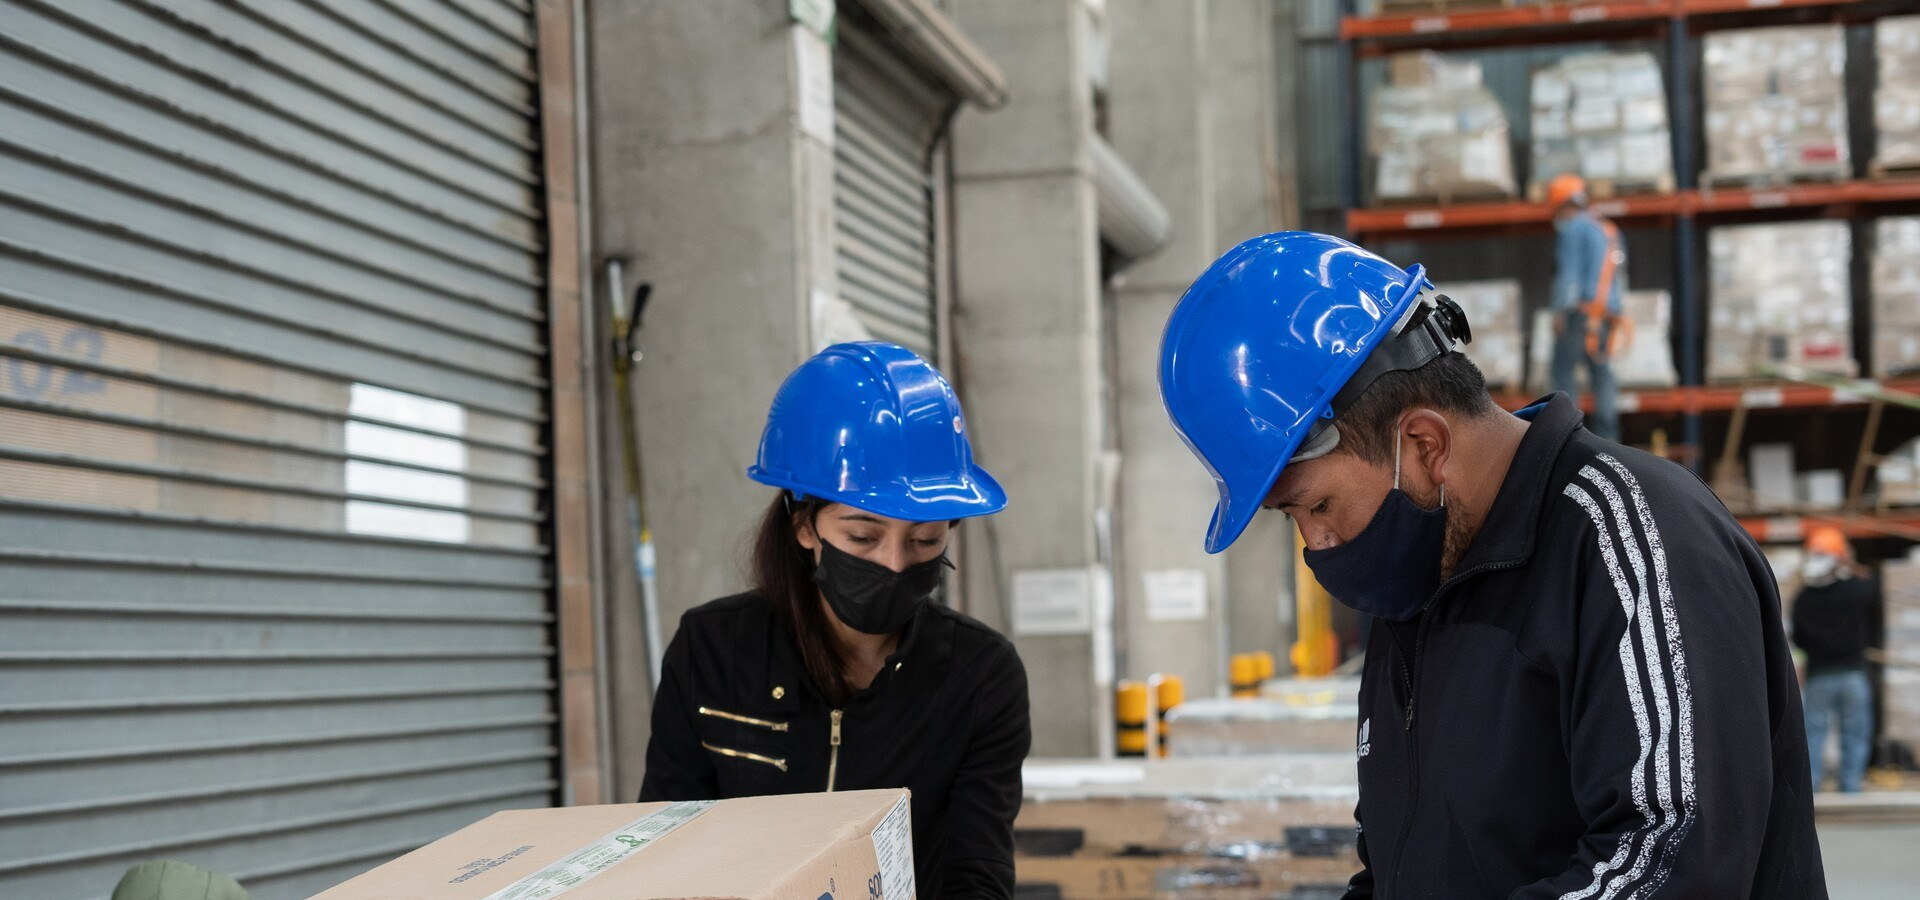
[1547,172,1626,442]
[1159,232,1825,898]
[1791,526,1884,793]
[640,342,1030,900]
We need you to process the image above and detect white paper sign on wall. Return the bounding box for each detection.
[1012,568,1093,636]
[1142,568,1208,622]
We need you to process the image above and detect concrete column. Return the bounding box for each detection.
[1209,0,1298,665]
[1105,0,1229,698]
[949,0,1108,758]
[588,0,836,763]
[1106,0,1295,697]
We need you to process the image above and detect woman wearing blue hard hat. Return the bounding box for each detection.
[640,341,1030,900]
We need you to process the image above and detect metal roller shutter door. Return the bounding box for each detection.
[833,21,953,361]
[0,1,556,898]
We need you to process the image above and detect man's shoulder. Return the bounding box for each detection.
[1547,433,1740,548]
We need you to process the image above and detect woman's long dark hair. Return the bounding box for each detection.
[752,493,856,707]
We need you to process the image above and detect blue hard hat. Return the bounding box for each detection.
[749,342,1006,522]
[1160,232,1466,553]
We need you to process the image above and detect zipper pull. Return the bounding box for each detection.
[1404,700,1415,731]
[830,709,843,746]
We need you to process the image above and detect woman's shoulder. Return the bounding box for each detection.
[673,592,774,640]
[926,604,1021,666]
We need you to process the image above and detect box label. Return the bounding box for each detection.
[480,801,716,900]
[869,796,916,900]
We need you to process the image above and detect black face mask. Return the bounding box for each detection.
[1299,429,1447,622]
[812,537,950,635]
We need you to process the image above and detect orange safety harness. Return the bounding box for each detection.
[1581,217,1634,362]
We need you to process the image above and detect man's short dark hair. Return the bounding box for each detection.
[1333,351,1500,465]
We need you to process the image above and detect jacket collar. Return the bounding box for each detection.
[1450,391,1585,574]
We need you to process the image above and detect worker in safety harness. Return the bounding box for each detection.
[1547,173,1627,441]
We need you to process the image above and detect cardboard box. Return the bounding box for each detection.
[309,790,915,900]
[1708,221,1854,381]
[1019,757,1358,858]
[1749,443,1797,513]
[1614,290,1677,388]
[1882,560,1920,743]
[1439,280,1523,389]
[1797,470,1845,509]
[1702,25,1850,182]
[1879,438,1920,508]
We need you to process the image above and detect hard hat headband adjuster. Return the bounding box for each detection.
[1325,286,1473,419]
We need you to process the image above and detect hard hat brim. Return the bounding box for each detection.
[748,463,1007,523]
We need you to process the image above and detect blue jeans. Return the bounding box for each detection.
[1551,310,1619,441]
[1803,668,1873,793]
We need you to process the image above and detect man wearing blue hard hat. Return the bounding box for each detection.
[641,342,1029,899]
[1160,233,1824,898]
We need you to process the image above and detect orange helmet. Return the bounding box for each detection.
[1805,525,1849,559]
[1546,173,1588,209]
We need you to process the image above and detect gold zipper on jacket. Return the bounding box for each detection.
[700,741,789,772]
[826,709,844,792]
[697,706,790,731]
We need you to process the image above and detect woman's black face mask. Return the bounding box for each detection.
[812,537,951,634]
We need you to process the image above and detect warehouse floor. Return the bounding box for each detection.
[1819,821,1920,899]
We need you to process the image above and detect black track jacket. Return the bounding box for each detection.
[1344,393,1825,898]
[640,592,1031,900]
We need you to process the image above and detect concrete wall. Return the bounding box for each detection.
[588,1,832,782]
[1105,1,1229,697]
[949,0,1109,758]
[1105,0,1296,699]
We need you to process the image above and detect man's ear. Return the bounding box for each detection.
[1401,408,1452,493]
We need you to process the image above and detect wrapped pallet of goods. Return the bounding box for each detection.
[1371,52,1516,204]
[1612,290,1677,388]
[1439,280,1523,391]
[1530,51,1673,198]
[1526,290,1675,394]
[1707,221,1854,381]
[1879,558,1920,758]
[1702,25,1849,185]
[1875,15,1920,175]
[1872,216,1920,377]
[1162,678,1361,757]
[1017,758,1360,900]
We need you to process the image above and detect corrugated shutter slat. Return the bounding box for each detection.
[0,0,555,896]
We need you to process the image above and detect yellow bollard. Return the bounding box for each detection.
[1152,674,1185,758]
[1115,680,1150,757]
[1292,529,1339,677]
[1229,653,1261,698]
[1254,651,1276,683]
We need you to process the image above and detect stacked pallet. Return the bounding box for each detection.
[1530,51,1673,198]
[1879,559,1920,757]
[1706,221,1854,381]
[1370,52,1517,204]
[1439,280,1524,392]
[1702,25,1850,185]
[1163,678,1362,758]
[1872,217,1920,378]
[1874,16,1920,176]
[1016,757,1361,900]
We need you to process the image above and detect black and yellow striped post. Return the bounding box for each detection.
[1151,674,1184,758]
[1115,680,1150,757]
